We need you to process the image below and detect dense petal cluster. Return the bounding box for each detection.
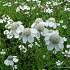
[4,55,19,69]
[4,16,64,52]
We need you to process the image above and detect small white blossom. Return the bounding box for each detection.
[13,56,19,63]
[62,50,70,57]
[28,44,33,48]
[16,3,30,12]
[63,37,67,41]
[18,45,27,53]
[45,8,53,13]
[35,42,40,47]
[0,19,4,23]
[66,45,70,48]
[3,2,12,7]
[44,17,57,28]
[0,49,6,55]
[56,60,63,66]
[62,25,67,29]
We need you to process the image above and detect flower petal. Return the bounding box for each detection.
[41,28,48,36]
[55,45,60,52]
[31,29,37,37]
[28,36,34,43]
[47,43,54,50]
[22,36,27,43]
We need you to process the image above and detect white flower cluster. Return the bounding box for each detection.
[3,2,12,7]
[4,16,65,52]
[56,60,63,66]
[62,45,70,57]
[16,3,30,13]
[18,45,27,53]
[4,55,19,70]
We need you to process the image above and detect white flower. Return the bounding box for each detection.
[20,28,37,43]
[0,49,6,55]
[31,18,43,28]
[14,65,18,69]
[31,18,48,37]
[48,22,57,28]
[45,8,53,13]
[14,1,18,4]
[66,45,70,48]
[5,21,24,38]
[28,44,33,48]
[2,15,12,23]
[4,55,19,69]
[62,50,70,57]
[4,30,10,35]
[18,45,27,53]
[35,24,48,37]
[16,7,20,12]
[4,59,14,66]
[6,32,13,39]
[56,60,63,66]
[44,18,57,28]
[3,2,12,7]
[46,1,51,4]
[16,4,30,12]
[35,42,40,47]
[63,37,67,41]
[45,30,64,51]
[48,17,55,23]
[43,55,46,58]
[4,56,14,66]
[0,19,3,23]
[13,56,19,63]
[62,25,67,29]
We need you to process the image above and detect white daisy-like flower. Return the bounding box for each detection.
[45,30,64,51]
[44,17,57,28]
[4,56,14,66]
[5,21,24,38]
[31,18,48,37]
[4,55,19,69]
[20,28,37,43]
[4,59,14,66]
[13,56,19,63]
[31,18,43,28]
